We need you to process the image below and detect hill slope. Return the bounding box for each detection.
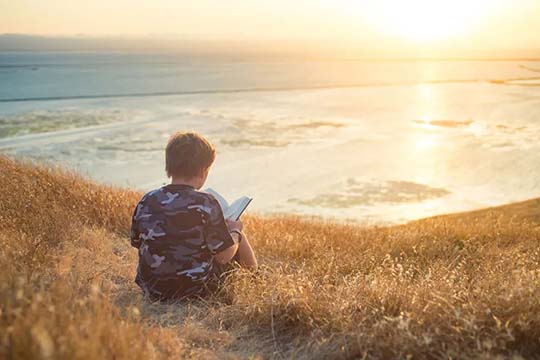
[418,198,540,224]
[1,155,539,359]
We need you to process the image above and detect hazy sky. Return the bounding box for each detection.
[1,0,539,53]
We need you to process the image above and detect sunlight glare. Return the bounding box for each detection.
[353,0,496,42]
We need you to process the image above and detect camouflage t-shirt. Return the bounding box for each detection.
[130,184,235,300]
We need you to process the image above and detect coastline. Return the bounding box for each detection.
[3,55,540,224]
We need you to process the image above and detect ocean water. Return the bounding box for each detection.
[1,52,540,223]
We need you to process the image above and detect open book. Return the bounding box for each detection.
[204,188,253,221]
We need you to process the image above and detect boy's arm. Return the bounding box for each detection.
[214,232,241,264]
[235,232,258,270]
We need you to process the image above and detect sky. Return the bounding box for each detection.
[1,0,539,55]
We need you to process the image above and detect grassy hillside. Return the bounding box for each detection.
[1,155,539,359]
[417,198,540,225]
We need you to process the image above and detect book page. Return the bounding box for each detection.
[225,196,253,221]
[204,188,252,221]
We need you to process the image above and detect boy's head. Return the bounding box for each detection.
[165,132,216,188]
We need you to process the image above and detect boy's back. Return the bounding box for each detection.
[130,184,234,300]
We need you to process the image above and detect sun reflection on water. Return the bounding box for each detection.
[414,82,442,149]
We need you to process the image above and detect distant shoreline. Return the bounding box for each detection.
[2,49,540,63]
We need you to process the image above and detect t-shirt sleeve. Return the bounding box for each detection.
[130,200,144,249]
[205,197,235,255]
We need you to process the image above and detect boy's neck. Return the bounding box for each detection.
[170,176,200,189]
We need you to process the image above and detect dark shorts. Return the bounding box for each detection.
[144,255,241,303]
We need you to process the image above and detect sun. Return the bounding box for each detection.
[355,0,494,42]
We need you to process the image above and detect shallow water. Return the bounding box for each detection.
[1,52,539,223]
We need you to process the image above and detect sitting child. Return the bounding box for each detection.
[130,131,257,301]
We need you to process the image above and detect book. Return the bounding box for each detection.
[204,188,253,221]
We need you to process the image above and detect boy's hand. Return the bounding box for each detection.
[226,219,243,232]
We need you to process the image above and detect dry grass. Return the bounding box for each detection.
[1,155,539,359]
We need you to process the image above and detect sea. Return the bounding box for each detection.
[1,52,540,223]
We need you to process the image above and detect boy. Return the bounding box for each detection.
[130,132,257,301]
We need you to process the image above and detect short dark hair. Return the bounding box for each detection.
[165,132,216,178]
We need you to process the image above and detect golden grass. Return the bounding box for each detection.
[1,155,539,359]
